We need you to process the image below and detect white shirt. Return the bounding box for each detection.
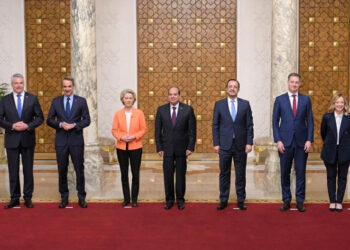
[125,110,132,134]
[227,97,238,117]
[170,103,179,117]
[13,91,24,110]
[288,91,298,109]
[334,112,343,145]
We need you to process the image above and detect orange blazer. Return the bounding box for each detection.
[112,107,146,150]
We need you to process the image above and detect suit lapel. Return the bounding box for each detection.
[338,114,346,140]
[21,93,30,118]
[8,94,20,119]
[296,94,303,117]
[175,103,184,127]
[69,96,79,118]
[284,93,294,118]
[60,96,67,119]
[329,114,338,140]
[224,98,235,124]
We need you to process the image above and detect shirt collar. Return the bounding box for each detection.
[288,91,298,97]
[170,102,179,109]
[64,94,74,100]
[334,111,343,118]
[13,91,25,97]
[227,97,237,102]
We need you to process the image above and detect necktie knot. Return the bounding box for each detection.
[67,97,70,101]
[17,94,21,98]
[172,107,176,111]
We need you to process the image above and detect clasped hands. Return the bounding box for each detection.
[61,122,75,131]
[121,135,136,143]
[12,121,29,131]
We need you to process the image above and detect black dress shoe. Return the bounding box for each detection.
[24,199,34,208]
[132,201,138,207]
[296,202,306,212]
[178,202,185,210]
[122,201,130,207]
[280,201,290,211]
[237,202,247,210]
[4,199,20,209]
[58,199,69,208]
[164,202,174,210]
[78,199,88,208]
[217,202,228,210]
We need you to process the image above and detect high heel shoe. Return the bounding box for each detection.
[329,203,336,212]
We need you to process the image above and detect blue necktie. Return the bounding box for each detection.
[66,97,71,117]
[231,100,236,121]
[17,94,22,118]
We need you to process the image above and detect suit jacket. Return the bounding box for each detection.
[155,102,196,156]
[321,113,350,164]
[272,93,314,147]
[112,107,147,150]
[0,92,43,148]
[212,97,254,151]
[47,95,90,147]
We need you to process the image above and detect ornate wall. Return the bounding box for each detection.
[299,0,350,152]
[25,0,71,154]
[137,0,237,153]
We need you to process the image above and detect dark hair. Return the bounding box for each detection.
[168,86,180,95]
[287,73,301,81]
[226,79,240,89]
[61,76,75,86]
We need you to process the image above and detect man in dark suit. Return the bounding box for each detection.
[0,73,43,209]
[212,79,254,210]
[272,73,314,212]
[155,87,196,210]
[47,76,90,208]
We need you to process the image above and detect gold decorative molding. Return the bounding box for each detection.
[59,18,66,24]
[196,42,201,48]
[60,42,66,48]
[333,66,338,71]
[220,18,226,24]
[333,90,338,95]
[196,66,201,72]
[308,90,314,96]
[197,139,203,144]
[196,91,202,96]
[333,41,339,47]
[148,91,154,96]
[39,138,44,144]
[220,90,226,96]
[36,43,42,48]
[35,19,42,24]
[38,91,43,96]
[220,67,226,72]
[37,67,43,73]
[171,18,177,24]
[149,139,155,144]
[148,66,154,72]
[61,67,66,73]
[220,42,226,48]
[308,17,315,23]
[172,66,178,72]
[308,66,314,71]
[172,42,177,48]
[148,115,154,120]
[147,19,153,24]
[196,115,202,120]
[196,18,201,24]
[333,17,339,23]
[148,43,153,48]
[308,41,314,47]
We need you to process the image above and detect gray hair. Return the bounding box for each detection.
[120,89,136,105]
[11,73,24,83]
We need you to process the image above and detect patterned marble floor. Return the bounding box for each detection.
[0,160,346,203]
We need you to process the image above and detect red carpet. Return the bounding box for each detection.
[0,203,349,250]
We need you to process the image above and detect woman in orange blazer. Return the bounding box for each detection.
[112,89,146,207]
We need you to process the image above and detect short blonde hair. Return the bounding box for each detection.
[328,93,348,115]
[120,89,136,105]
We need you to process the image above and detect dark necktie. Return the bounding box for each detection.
[66,97,71,117]
[172,106,176,126]
[292,94,297,117]
[17,94,22,118]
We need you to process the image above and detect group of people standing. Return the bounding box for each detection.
[0,72,349,212]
